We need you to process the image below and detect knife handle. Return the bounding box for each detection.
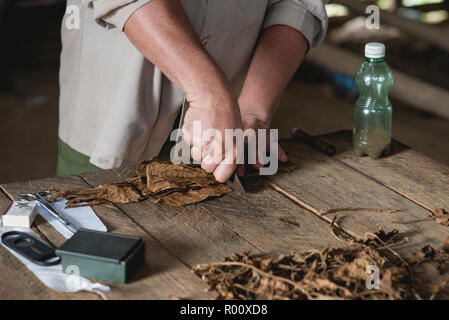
[292,128,336,156]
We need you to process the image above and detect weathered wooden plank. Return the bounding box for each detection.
[81,167,345,262]
[197,181,345,257]
[268,137,449,296]
[335,0,449,54]
[319,130,449,211]
[268,138,449,260]
[0,187,99,300]
[1,176,213,300]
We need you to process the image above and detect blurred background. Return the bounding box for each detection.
[0,0,448,183]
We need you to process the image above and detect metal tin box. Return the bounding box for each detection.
[56,229,145,283]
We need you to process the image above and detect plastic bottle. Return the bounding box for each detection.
[353,42,393,159]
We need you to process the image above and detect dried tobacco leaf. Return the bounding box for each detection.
[193,226,449,301]
[439,237,449,253]
[430,208,449,226]
[148,185,232,207]
[192,246,421,300]
[413,242,449,283]
[51,158,231,208]
[144,159,217,192]
[51,182,145,207]
[414,241,449,263]
[363,228,399,247]
[414,245,437,261]
[333,248,385,285]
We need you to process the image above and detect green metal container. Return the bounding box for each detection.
[56,229,145,284]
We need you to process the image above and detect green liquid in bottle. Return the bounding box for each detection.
[353,43,393,159]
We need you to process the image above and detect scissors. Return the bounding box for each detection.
[18,191,78,234]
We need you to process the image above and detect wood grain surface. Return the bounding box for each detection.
[1,131,448,299]
[1,176,213,300]
[319,130,449,210]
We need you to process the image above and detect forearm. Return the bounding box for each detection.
[124,0,232,103]
[238,25,308,126]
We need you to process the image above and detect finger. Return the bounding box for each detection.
[213,161,237,183]
[213,144,237,183]
[181,127,192,146]
[278,145,288,163]
[201,141,221,173]
[190,145,202,162]
[237,164,245,177]
[270,139,287,163]
[253,163,263,170]
[202,158,219,173]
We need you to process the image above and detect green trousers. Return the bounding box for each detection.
[57,139,176,177]
[57,109,181,176]
[56,139,101,176]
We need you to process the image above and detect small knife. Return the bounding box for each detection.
[291,128,336,156]
[227,173,245,192]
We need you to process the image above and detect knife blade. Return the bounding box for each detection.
[227,173,245,192]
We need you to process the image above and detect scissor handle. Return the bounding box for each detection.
[36,190,52,198]
[17,193,38,202]
[17,192,77,234]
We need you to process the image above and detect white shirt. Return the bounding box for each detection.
[59,0,328,169]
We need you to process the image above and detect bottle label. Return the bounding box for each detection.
[365,57,384,63]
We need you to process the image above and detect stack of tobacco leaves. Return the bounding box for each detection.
[50,158,232,207]
[193,231,449,300]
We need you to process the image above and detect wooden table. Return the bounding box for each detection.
[1,130,448,300]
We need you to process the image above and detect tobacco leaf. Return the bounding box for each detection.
[414,242,449,263]
[333,248,384,284]
[439,237,449,253]
[50,182,145,207]
[192,245,421,300]
[51,158,231,208]
[144,159,217,192]
[430,208,449,226]
[414,245,437,261]
[413,242,449,281]
[148,185,232,207]
[363,227,399,247]
[193,227,449,301]
[194,242,449,300]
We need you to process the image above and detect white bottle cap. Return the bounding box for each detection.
[365,42,385,58]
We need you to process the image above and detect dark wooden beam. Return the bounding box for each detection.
[334,0,449,53]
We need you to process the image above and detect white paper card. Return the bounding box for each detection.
[37,199,107,239]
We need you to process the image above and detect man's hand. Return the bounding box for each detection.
[124,0,241,182]
[237,25,309,175]
[236,112,287,176]
[182,87,243,183]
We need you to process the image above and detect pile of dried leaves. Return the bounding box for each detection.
[193,231,449,300]
[50,159,232,207]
